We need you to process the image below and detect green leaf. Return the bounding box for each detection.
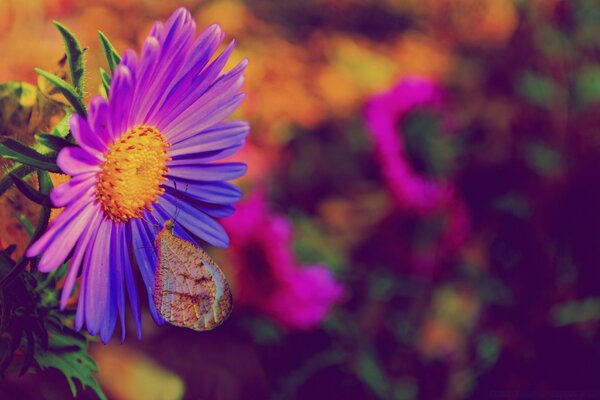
[0,164,33,197]
[37,261,68,293]
[355,352,391,398]
[576,66,600,106]
[477,334,501,367]
[51,113,71,138]
[14,213,35,237]
[35,133,74,153]
[35,327,106,400]
[517,71,560,109]
[552,298,600,325]
[9,174,52,207]
[35,68,86,117]
[98,31,121,74]
[29,171,53,252]
[0,138,61,173]
[525,142,562,176]
[19,330,35,376]
[99,67,111,96]
[53,21,86,96]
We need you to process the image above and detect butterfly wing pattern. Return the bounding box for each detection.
[154,221,233,331]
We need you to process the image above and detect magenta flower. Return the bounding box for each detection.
[27,8,248,342]
[222,192,344,330]
[365,76,452,215]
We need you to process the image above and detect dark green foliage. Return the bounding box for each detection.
[0,21,107,400]
[35,133,74,153]
[53,22,86,97]
[0,165,32,197]
[98,31,122,74]
[99,67,111,96]
[35,69,87,117]
[35,327,105,400]
[0,138,61,173]
[9,174,52,207]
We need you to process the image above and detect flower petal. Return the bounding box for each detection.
[50,173,96,208]
[163,179,241,204]
[160,64,245,142]
[169,120,249,155]
[156,192,229,247]
[158,53,245,136]
[129,36,160,126]
[28,188,96,270]
[139,9,196,125]
[111,223,127,342]
[60,206,103,309]
[85,218,112,335]
[69,114,105,158]
[166,162,247,182]
[109,63,135,139]
[88,96,112,148]
[57,146,101,176]
[156,24,225,116]
[131,217,165,324]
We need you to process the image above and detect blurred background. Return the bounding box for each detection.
[1,0,600,399]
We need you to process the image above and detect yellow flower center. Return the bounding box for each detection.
[96,126,170,223]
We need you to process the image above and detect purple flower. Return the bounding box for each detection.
[26,8,248,342]
[365,76,452,215]
[222,192,344,330]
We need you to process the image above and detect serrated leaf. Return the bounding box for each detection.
[35,68,86,117]
[35,133,74,153]
[99,67,111,96]
[0,138,61,173]
[53,21,86,96]
[98,31,121,74]
[0,81,65,146]
[51,112,71,138]
[0,165,33,197]
[35,328,107,400]
[9,174,52,207]
[29,171,53,254]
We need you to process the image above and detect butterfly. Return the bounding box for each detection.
[153,220,233,331]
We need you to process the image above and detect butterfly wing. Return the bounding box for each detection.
[154,223,233,331]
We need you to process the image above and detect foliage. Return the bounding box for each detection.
[0,21,120,400]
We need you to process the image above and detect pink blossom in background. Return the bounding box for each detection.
[222,192,344,330]
[365,76,452,215]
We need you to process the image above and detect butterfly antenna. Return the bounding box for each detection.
[134,213,162,251]
[171,181,190,227]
